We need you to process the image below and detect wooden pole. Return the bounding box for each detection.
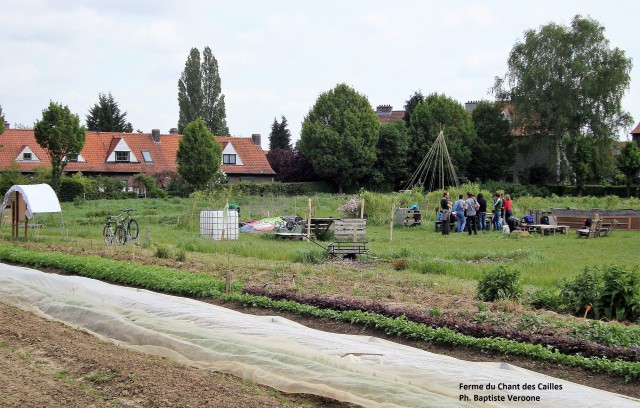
[307,198,312,238]
[390,203,395,241]
[360,198,365,218]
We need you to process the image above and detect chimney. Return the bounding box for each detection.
[169,128,179,134]
[3,121,9,129]
[151,129,161,143]
[464,101,478,113]
[376,105,393,115]
[251,133,261,147]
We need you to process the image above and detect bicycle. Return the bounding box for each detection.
[102,216,117,245]
[117,209,139,244]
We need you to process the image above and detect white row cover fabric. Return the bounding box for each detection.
[1,263,639,408]
[0,184,61,219]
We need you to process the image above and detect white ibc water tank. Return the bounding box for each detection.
[200,209,239,240]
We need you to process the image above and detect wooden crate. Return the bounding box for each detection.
[333,219,366,240]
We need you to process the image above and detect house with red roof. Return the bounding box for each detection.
[0,128,275,185]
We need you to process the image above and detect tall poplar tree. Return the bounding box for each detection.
[0,105,5,134]
[178,47,228,135]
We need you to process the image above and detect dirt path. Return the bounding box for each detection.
[0,302,354,408]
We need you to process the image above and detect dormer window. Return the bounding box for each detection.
[22,152,32,161]
[66,153,78,162]
[115,151,130,162]
[223,154,237,165]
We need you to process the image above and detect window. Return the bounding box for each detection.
[141,151,153,162]
[22,152,32,161]
[66,153,78,162]
[115,151,130,162]
[223,154,236,165]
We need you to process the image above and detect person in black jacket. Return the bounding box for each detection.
[476,193,487,231]
[440,191,452,235]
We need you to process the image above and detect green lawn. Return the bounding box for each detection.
[9,193,639,292]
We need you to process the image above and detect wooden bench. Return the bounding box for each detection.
[327,241,369,259]
[599,219,619,237]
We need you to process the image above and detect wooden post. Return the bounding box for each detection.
[390,203,395,241]
[360,198,365,218]
[306,198,311,241]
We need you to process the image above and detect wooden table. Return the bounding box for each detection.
[524,224,569,235]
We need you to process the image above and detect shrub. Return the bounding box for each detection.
[594,265,640,322]
[154,244,171,259]
[58,177,84,202]
[392,258,408,271]
[476,266,522,302]
[558,268,601,318]
[175,248,187,262]
[528,288,561,310]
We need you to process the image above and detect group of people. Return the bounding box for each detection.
[439,191,514,235]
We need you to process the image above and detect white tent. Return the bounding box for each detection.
[1,184,61,218]
[0,184,62,239]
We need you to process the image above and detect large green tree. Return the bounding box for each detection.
[269,116,292,150]
[369,120,409,190]
[34,102,86,191]
[176,119,222,191]
[178,47,228,135]
[493,15,633,184]
[467,101,514,181]
[86,92,133,132]
[201,46,228,135]
[407,93,476,180]
[617,141,640,196]
[403,90,424,125]
[299,84,380,193]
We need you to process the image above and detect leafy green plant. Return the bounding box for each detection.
[392,258,408,271]
[154,244,171,259]
[476,266,522,302]
[558,268,601,317]
[528,288,561,310]
[593,265,640,322]
[175,248,187,262]
[569,321,640,348]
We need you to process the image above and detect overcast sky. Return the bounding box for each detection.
[1,1,639,148]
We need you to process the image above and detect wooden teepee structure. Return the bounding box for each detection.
[403,128,459,192]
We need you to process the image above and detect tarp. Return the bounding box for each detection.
[1,264,639,408]
[0,184,61,219]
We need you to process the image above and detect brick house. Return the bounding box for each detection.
[0,129,275,187]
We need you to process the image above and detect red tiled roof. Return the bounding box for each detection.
[377,111,405,124]
[631,122,640,135]
[0,129,274,176]
[217,136,276,175]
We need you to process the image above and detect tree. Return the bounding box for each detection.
[269,116,291,150]
[403,90,424,125]
[266,147,318,182]
[86,92,133,132]
[34,102,86,191]
[178,47,228,135]
[493,15,633,184]
[368,120,409,190]
[0,105,5,134]
[407,93,476,181]
[467,101,514,181]
[176,119,222,191]
[299,84,380,193]
[201,46,229,135]
[617,142,640,196]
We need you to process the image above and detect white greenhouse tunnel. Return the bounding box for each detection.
[1,263,638,408]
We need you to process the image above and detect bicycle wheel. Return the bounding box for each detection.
[115,225,127,245]
[128,219,139,239]
[103,225,114,245]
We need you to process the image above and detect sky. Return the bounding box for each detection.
[1,1,639,149]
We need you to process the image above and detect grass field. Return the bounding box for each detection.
[8,191,638,295]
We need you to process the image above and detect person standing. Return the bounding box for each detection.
[465,192,478,235]
[503,194,513,222]
[492,192,503,231]
[476,192,487,231]
[440,191,452,235]
[453,194,467,232]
